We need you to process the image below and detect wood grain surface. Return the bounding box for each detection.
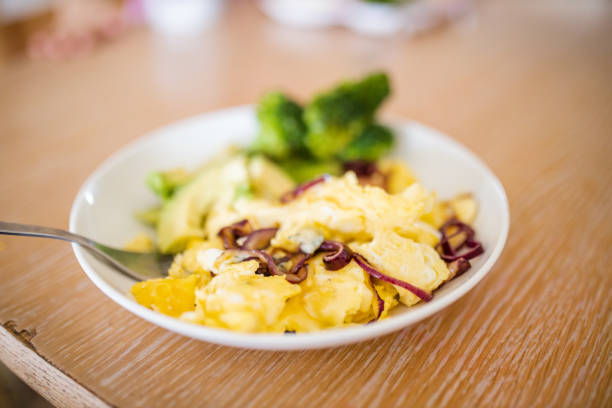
[1,1,611,407]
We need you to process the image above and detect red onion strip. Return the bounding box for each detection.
[274,255,292,264]
[227,249,310,284]
[289,253,310,275]
[226,249,283,277]
[343,160,378,177]
[241,228,278,250]
[283,253,310,284]
[439,242,483,262]
[447,257,471,279]
[217,219,251,249]
[343,160,388,190]
[436,218,484,263]
[368,278,385,323]
[285,263,309,284]
[319,240,353,271]
[353,254,433,302]
[280,176,328,203]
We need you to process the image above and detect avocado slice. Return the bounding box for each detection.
[248,155,295,200]
[156,156,249,253]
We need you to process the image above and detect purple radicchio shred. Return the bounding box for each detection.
[439,241,484,263]
[285,263,309,284]
[283,252,311,284]
[435,218,484,263]
[353,254,433,302]
[226,249,284,277]
[438,218,475,253]
[342,160,379,178]
[289,253,310,275]
[274,255,292,264]
[342,160,388,190]
[316,240,431,303]
[447,257,471,280]
[241,228,278,250]
[227,248,310,284]
[217,219,252,249]
[368,278,385,323]
[318,240,353,270]
[280,176,328,203]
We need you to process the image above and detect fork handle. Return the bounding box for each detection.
[0,221,97,250]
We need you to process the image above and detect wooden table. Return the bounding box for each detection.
[1,1,611,407]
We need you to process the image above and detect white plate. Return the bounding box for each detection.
[70,105,509,350]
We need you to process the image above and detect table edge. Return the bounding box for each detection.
[0,323,111,408]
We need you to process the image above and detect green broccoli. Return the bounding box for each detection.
[252,92,307,159]
[303,72,390,159]
[146,168,192,200]
[278,159,342,183]
[338,123,394,162]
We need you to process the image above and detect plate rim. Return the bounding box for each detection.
[69,105,510,350]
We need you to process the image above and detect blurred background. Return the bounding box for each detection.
[0,0,471,60]
[0,0,610,406]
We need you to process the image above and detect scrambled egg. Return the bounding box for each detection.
[132,164,476,333]
[189,260,300,332]
[132,274,201,317]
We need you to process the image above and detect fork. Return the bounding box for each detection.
[0,222,173,281]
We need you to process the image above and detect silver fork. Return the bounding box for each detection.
[0,222,173,281]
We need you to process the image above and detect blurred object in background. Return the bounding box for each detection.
[259,0,472,37]
[27,0,127,60]
[0,0,467,62]
[0,0,52,60]
[0,0,135,60]
[143,0,224,37]
[259,0,346,28]
[0,0,49,22]
[0,0,225,61]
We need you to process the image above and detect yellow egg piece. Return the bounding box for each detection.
[195,260,301,332]
[131,274,200,317]
[372,280,399,319]
[168,240,218,280]
[421,200,452,229]
[450,193,478,224]
[351,232,450,306]
[379,159,418,194]
[296,256,375,328]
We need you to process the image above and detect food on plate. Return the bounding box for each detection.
[124,233,155,253]
[130,72,484,333]
[302,72,390,160]
[251,71,393,182]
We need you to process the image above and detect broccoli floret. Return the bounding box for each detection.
[338,123,394,162]
[303,72,390,159]
[146,168,192,200]
[252,92,307,159]
[278,159,342,183]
